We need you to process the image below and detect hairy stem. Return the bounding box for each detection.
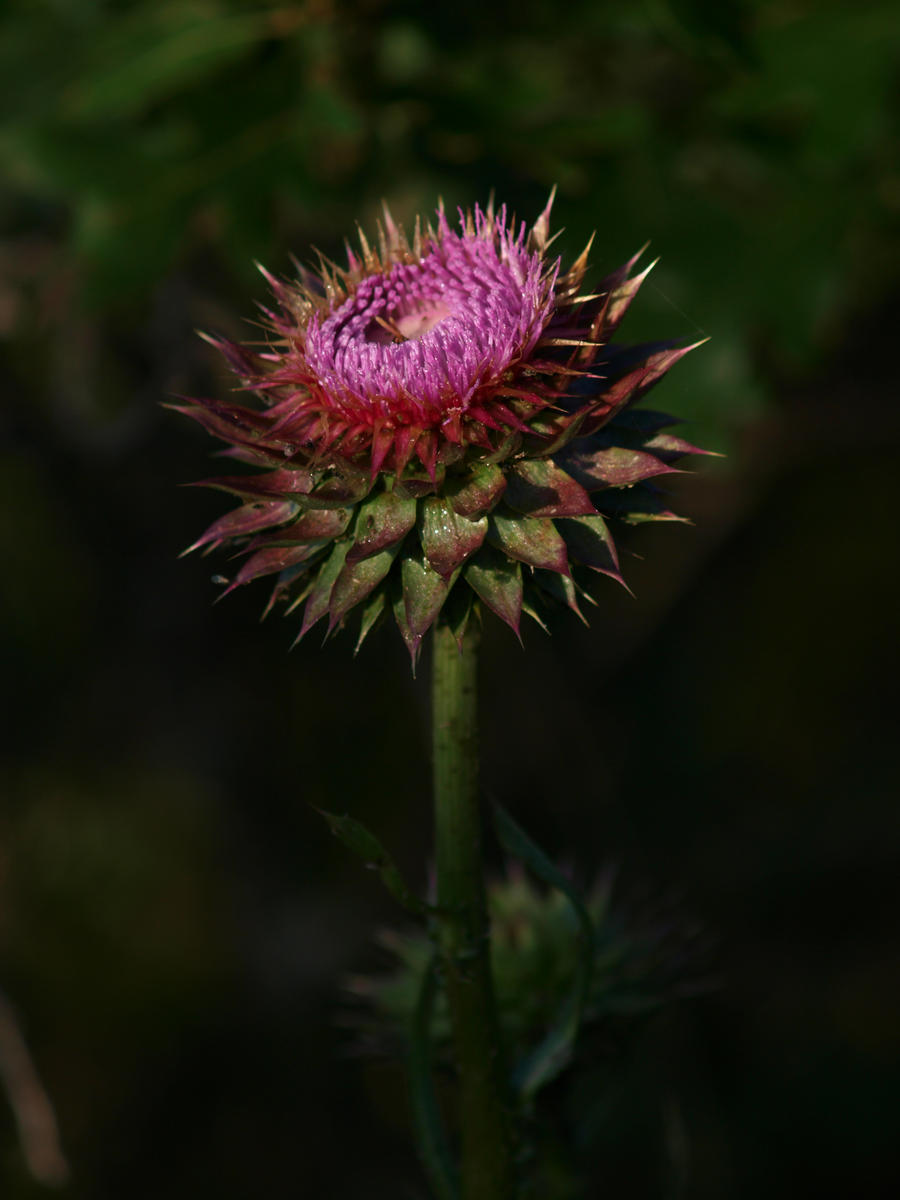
[432,622,517,1200]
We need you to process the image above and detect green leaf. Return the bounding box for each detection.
[559,444,676,489]
[446,462,506,518]
[420,497,487,578]
[492,802,594,1102]
[297,541,350,639]
[558,514,623,582]
[309,466,371,508]
[354,590,386,655]
[464,546,522,636]
[408,956,459,1200]
[521,408,587,458]
[346,490,417,563]
[182,499,299,555]
[487,512,570,575]
[533,571,588,623]
[328,543,400,629]
[316,809,426,917]
[287,507,352,541]
[401,555,453,648]
[504,459,596,518]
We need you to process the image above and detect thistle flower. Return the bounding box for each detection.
[177,195,705,661]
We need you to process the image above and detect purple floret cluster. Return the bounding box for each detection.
[302,208,554,428]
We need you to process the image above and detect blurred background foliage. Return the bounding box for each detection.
[1,0,898,1196]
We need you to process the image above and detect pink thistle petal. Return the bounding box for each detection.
[368,421,395,481]
[391,425,422,476]
[416,430,439,481]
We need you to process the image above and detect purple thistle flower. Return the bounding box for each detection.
[176,195,707,663]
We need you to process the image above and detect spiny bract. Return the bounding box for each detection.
[177,195,707,663]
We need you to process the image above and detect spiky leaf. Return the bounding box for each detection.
[420,497,488,579]
[329,544,401,628]
[464,545,522,635]
[559,445,676,489]
[251,507,353,548]
[558,515,622,581]
[533,571,587,623]
[401,556,453,656]
[354,591,387,654]
[225,542,322,594]
[289,507,352,540]
[184,500,298,554]
[583,343,700,435]
[598,486,692,524]
[522,408,588,457]
[505,459,596,518]
[197,467,315,501]
[171,396,293,452]
[488,512,570,575]
[346,491,417,563]
[601,258,655,333]
[299,541,350,638]
[641,431,717,462]
[446,462,506,518]
[309,467,371,508]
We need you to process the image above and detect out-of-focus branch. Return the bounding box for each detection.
[0,986,69,1187]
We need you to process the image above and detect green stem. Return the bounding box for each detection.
[432,622,517,1200]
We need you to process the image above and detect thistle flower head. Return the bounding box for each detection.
[296,207,554,453]
[177,196,707,661]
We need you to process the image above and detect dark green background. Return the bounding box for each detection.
[2,1,898,1196]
